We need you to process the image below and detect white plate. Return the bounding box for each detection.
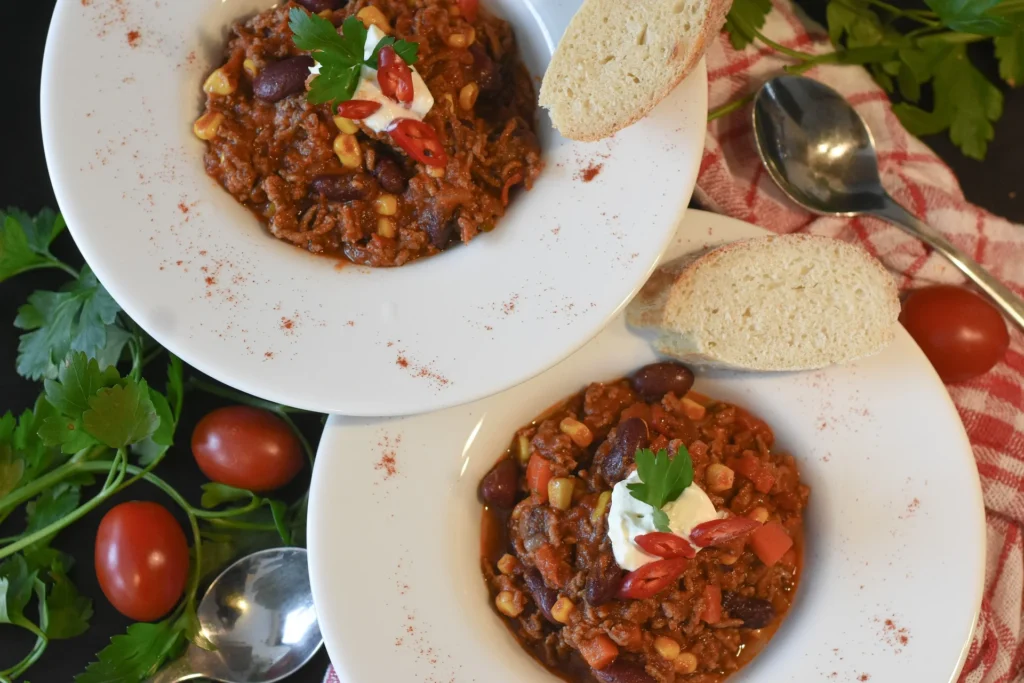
[308,210,984,683]
[41,0,706,416]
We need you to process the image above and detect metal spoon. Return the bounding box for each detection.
[752,74,1024,329]
[148,547,322,683]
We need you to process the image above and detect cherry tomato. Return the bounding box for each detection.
[95,502,189,621]
[634,532,696,559]
[458,0,479,22]
[388,118,448,167]
[899,285,1009,383]
[191,406,303,492]
[337,99,382,119]
[688,517,761,548]
[615,557,688,600]
[377,46,414,104]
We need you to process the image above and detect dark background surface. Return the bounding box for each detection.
[1,0,1021,681]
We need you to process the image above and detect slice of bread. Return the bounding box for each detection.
[626,235,900,371]
[539,0,730,141]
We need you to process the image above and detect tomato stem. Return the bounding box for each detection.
[186,377,309,414]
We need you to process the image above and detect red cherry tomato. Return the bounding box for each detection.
[377,46,414,104]
[191,406,304,492]
[634,532,696,559]
[899,285,1009,383]
[615,557,688,600]
[458,0,479,22]
[688,517,761,548]
[336,99,382,119]
[388,118,448,167]
[95,502,189,621]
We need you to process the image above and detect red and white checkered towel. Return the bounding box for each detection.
[700,2,1024,681]
[325,3,1024,682]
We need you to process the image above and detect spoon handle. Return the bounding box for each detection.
[871,196,1024,330]
[145,653,204,683]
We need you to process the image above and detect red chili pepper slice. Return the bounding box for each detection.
[388,119,448,167]
[377,46,414,104]
[634,532,696,559]
[615,557,688,600]
[688,517,761,548]
[458,0,479,22]
[336,99,382,120]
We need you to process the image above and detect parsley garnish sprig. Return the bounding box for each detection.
[288,8,419,105]
[716,0,1024,160]
[627,447,694,532]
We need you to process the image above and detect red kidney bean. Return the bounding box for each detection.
[584,552,623,607]
[296,0,347,10]
[479,459,519,509]
[424,210,458,250]
[599,417,649,484]
[253,56,315,102]
[630,362,695,401]
[523,569,558,624]
[722,591,775,629]
[310,173,376,202]
[593,662,655,683]
[373,155,408,194]
[469,43,502,92]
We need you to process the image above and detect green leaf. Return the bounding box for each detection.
[627,447,694,516]
[44,352,121,419]
[131,388,174,465]
[923,0,1013,36]
[290,8,363,60]
[652,508,671,533]
[75,619,187,683]
[15,267,130,381]
[0,555,37,625]
[200,483,254,509]
[268,499,293,545]
[995,29,1024,86]
[0,209,67,283]
[25,483,81,536]
[45,563,92,640]
[725,0,772,50]
[307,63,361,104]
[38,415,99,454]
[0,428,25,499]
[897,62,921,102]
[367,36,419,67]
[82,380,159,448]
[166,355,184,421]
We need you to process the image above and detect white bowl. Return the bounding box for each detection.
[41,0,707,416]
[308,210,984,682]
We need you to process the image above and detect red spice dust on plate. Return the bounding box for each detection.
[576,162,603,182]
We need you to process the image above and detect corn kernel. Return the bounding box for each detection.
[674,652,698,674]
[448,4,461,15]
[374,194,398,216]
[426,165,445,178]
[559,418,593,448]
[193,112,224,140]
[243,59,258,78]
[516,433,531,465]
[357,6,391,32]
[551,597,575,624]
[497,553,518,575]
[495,591,523,618]
[446,30,473,48]
[654,636,681,660]
[333,133,362,169]
[318,9,333,17]
[547,478,575,511]
[203,67,237,96]
[459,82,479,110]
[377,217,396,238]
[333,116,360,135]
[719,553,739,565]
[591,490,611,523]
[705,463,735,493]
[748,506,769,524]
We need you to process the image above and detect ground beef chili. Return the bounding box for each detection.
[479,362,809,683]
[196,0,542,267]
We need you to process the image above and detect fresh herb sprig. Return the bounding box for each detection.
[0,209,317,682]
[627,447,694,532]
[289,8,419,105]
[716,0,1024,160]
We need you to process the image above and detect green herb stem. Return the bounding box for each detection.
[186,377,308,415]
[916,31,991,46]
[0,620,48,679]
[0,447,99,520]
[749,27,817,60]
[191,498,264,519]
[708,92,756,121]
[205,517,279,532]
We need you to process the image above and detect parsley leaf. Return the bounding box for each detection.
[995,28,1024,86]
[0,419,25,499]
[268,499,293,544]
[25,483,81,535]
[627,447,694,532]
[200,482,254,508]
[0,208,67,283]
[367,35,420,68]
[15,267,131,380]
[75,618,187,683]
[44,353,121,419]
[45,562,92,640]
[82,380,160,448]
[0,555,37,626]
[38,414,100,454]
[131,388,174,465]
[725,0,772,50]
[923,0,1012,36]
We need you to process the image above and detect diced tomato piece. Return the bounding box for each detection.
[336,99,382,120]
[377,46,414,103]
[616,558,688,600]
[526,454,553,502]
[578,634,619,670]
[735,408,774,448]
[387,119,448,167]
[458,0,479,22]
[635,532,696,559]
[751,521,793,567]
[701,584,722,624]
[688,517,761,548]
[533,543,566,588]
[729,452,775,493]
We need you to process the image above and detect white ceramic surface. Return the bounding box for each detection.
[308,210,984,683]
[41,0,707,416]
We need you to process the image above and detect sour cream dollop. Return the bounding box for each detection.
[607,470,719,571]
[309,24,434,133]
